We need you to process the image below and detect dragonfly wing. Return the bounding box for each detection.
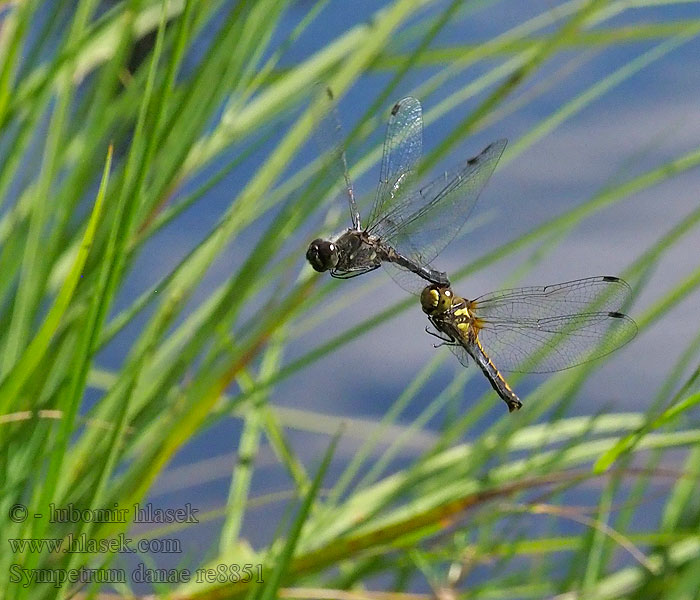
[446,339,473,369]
[471,277,638,373]
[365,97,423,230]
[426,321,473,368]
[371,139,507,269]
[315,87,360,228]
[472,276,635,318]
[380,261,427,295]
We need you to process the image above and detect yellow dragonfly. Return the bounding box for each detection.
[420,276,637,412]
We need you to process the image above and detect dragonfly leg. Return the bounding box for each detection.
[330,265,379,279]
[425,322,456,348]
[433,340,460,349]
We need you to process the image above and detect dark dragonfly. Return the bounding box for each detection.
[420,276,638,412]
[306,92,507,292]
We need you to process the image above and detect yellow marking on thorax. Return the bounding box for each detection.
[453,298,473,335]
[474,336,514,393]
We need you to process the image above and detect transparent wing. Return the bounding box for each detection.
[446,337,473,369]
[470,277,638,373]
[315,87,360,228]
[472,276,633,318]
[365,97,423,230]
[379,260,437,295]
[425,321,473,367]
[370,139,507,268]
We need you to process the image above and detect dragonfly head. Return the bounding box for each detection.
[421,285,454,315]
[306,238,339,272]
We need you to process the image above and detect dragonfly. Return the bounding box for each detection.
[420,276,638,412]
[306,90,507,292]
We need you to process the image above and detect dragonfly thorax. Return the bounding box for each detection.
[420,285,454,316]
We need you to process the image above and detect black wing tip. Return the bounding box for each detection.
[608,311,639,335]
[601,275,633,293]
[391,96,421,115]
[487,138,508,153]
[468,139,508,165]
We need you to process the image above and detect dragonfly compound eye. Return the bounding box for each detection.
[421,285,452,315]
[439,288,454,311]
[306,239,339,272]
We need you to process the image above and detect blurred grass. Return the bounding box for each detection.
[1,1,700,599]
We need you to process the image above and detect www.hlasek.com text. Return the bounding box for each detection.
[8,532,181,555]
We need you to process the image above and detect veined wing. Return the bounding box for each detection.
[315,87,360,228]
[380,259,448,295]
[444,331,473,369]
[370,139,506,268]
[472,276,633,319]
[425,317,474,368]
[365,97,423,230]
[470,276,637,373]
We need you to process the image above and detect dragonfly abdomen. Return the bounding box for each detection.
[468,337,523,412]
[447,300,522,412]
[381,245,450,286]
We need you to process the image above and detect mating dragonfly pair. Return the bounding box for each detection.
[306,93,636,412]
